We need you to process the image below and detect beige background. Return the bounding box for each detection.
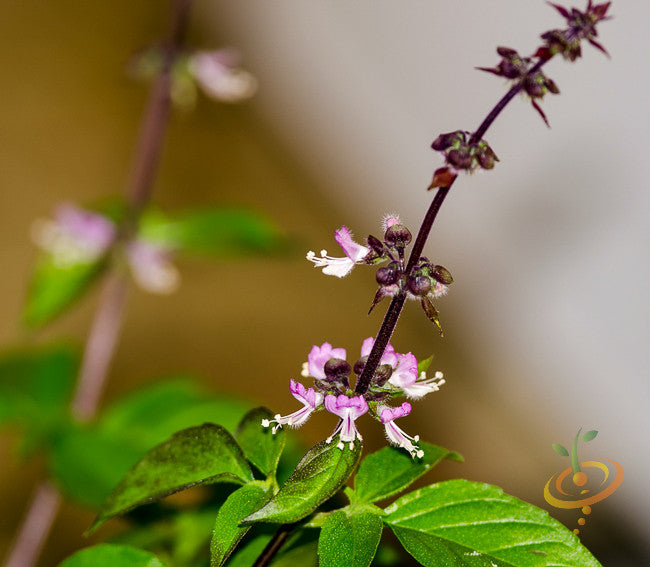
[1,1,648,565]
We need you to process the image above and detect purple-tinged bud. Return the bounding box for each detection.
[545,77,560,94]
[366,234,385,256]
[524,75,545,98]
[447,149,474,170]
[432,265,454,285]
[384,224,412,247]
[407,275,432,296]
[324,358,351,380]
[373,364,393,387]
[376,262,401,286]
[353,356,368,376]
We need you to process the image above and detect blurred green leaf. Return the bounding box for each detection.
[417,356,434,375]
[210,481,270,567]
[243,438,361,525]
[50,424,146,508]
[354,442,461,504]
[235,407,285,478]
[552,443,570,457]
[90,424,252,533]
[99,380,252,446]
[385,479,601,566]
[318,508,383,567]
[23,256,105,327]
[59,544,166,567]
[0,345,77,428]
[139,208,283,257]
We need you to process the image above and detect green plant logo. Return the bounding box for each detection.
[544,428,623,534]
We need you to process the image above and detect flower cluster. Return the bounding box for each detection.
[538,1,611,61]
[262,339,445,457]
[478,47,560,126]
[32,204,179,294]
[307,216,452,333]
[128,47,257,109]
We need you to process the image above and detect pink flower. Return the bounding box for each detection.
[262,379,324,434]
[188,49,257,103]
[306,226,370,278]
[360,337,398,367]
[379,402,424,459]
[399,370,446,400]
[302,342,347,380]
[31,204,116,267]
[324,394,368,449]
[127,241,180,294]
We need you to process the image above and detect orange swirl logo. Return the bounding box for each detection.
[544,428,623,534]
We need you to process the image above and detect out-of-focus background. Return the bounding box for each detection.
[1,1,648,565]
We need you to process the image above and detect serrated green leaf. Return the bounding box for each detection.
[23,256,105,327]
[318,508,383,567]
[385,479,601,566]
[242,439,362,525]
[139,208,282,257]
[90,424,252,533]
[236,407,285,477]
[354,442,461,504]
[0,345,77,428]
[582,430,598,443]
[552,443,570,457]
[58,544,166,567]
[210,482,270,567]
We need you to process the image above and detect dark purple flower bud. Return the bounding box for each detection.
[324,358,351,380]
[431,131,464,151]
[366,234,385,256]
[373,364,393,387]
[376,263,400,286]
[432,265,454,285]
[407,275,432,297]
[353,356,368,376]
[447,148,474,170]
[384,224,412,247]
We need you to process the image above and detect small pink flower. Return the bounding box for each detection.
[324,394,368,449]
[127,240,180,294]
[388,352,419,390]
[306,226,370,278]
[188,49,257,103]
[31,204,116,267]
[360,337,398,367]
[302,342,347,380]
[379,402,424,459]
[262,379,324,434]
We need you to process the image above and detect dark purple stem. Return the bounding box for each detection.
[252,523,298,567]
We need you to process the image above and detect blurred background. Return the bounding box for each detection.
[1,0,648,565]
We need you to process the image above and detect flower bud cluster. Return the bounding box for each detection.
[431,130,499,173]
[262,339,445,457]
[307,216,452,333]
[478,47,559,126]
[537,1,611,62]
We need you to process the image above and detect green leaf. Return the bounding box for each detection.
[582,430,598,443]
[0,345,77,428]
[90,423,252,533]
[385,479,601,566]
[23,256,105,327]
[58,544,165,567]
[417,355,434,375]
[354,442,462,504]
[139,208,282,257]
[243,439,362,525]
[552,443,570,457]
[50,424,147,507]
[99,380,252,446]
[236,407,285,477]
[210,482,271,567]
[318,508,383,567]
